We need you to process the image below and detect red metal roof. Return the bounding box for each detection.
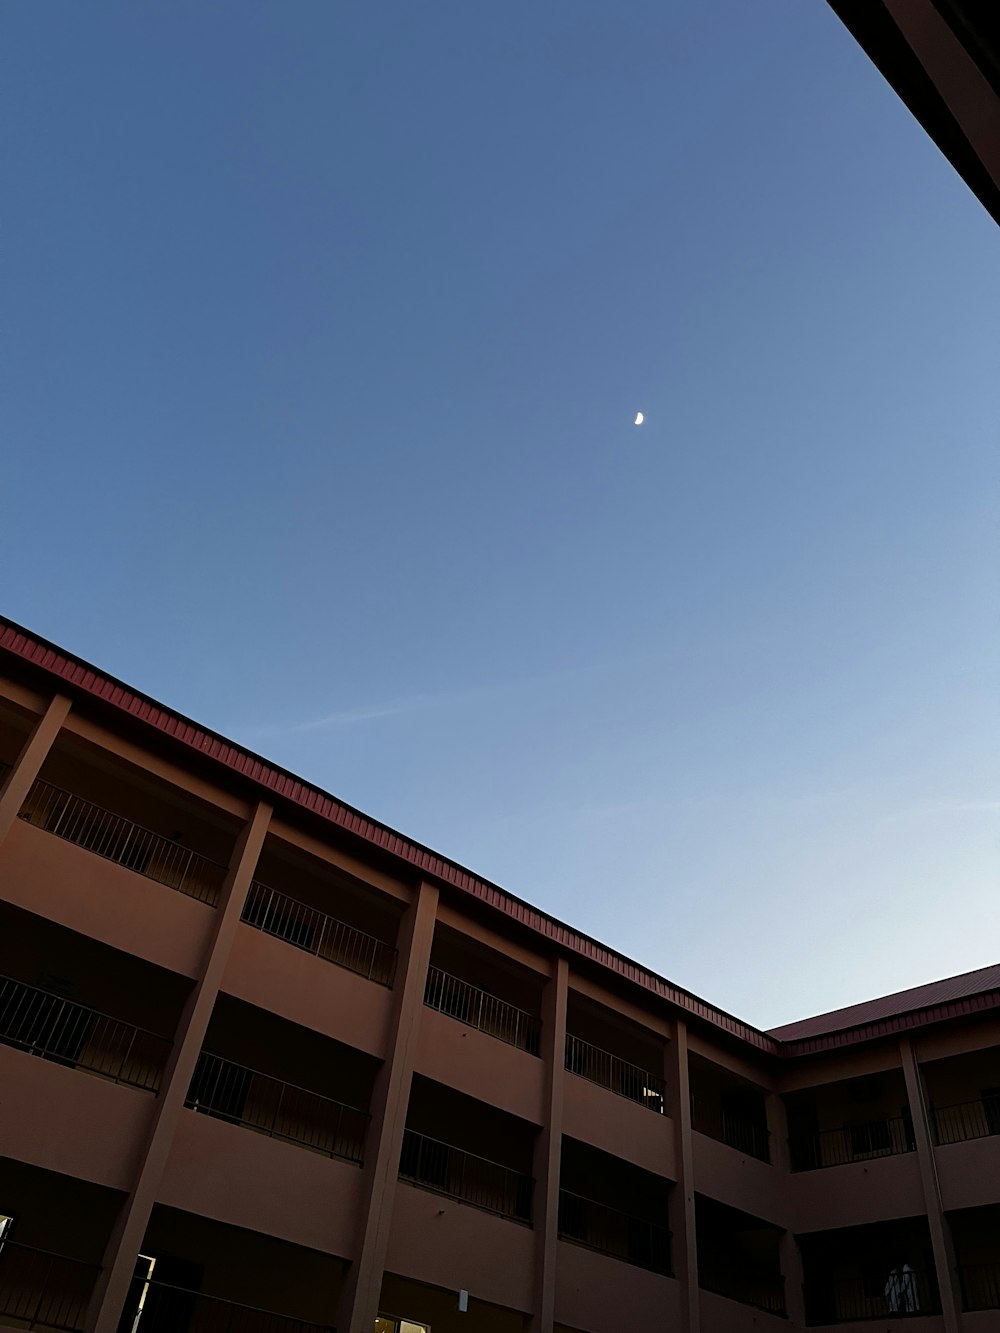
[2,614,997,1060]
[768,963,1000,1043]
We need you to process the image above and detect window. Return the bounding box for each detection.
[375,1319,431,1333]
[0,1213,12,1256]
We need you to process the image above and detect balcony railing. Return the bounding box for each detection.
[557,1190,671,1274]
[690,1094,770,1162]
[18,780,227,905]
[122,1278,333,1333]
[931,1095,1000,1146]
[805,1268,938,1323]
[185,1052,369,1163]
[0,975,171,1092]
[789,1114,915,1171]
[960,1263,1000,1311]
[564,1033,665,1113]
[242,880,397,987]
[399,1128,533,1223]
[0,1240,99,1332]
[424,967,540,1054]
[700,1265,786,1316]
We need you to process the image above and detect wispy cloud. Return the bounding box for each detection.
[288,701,414,731]
[250,697,419,737]
[243,641,706,741]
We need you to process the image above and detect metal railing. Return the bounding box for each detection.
[931,1096,1000,1146]
[242,881,397,987]
[805,1268,937,1323]
[185,1052,369,1163]
[0,1240,99,1332]
[399,1128,533,1223]
[18,779,226,905]
[564,1033,665,1113]
[0,975,171,1092]
[700,1266,786,1316]
[960,1263,1000,1311]
[122,1278,333,1333]
[424,967,540,1054]
[789,1114,914,1171]
[690,1094,770,1162]
[557,1190,671,1274]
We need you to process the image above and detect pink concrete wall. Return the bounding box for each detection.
[414,1006,545,1125]
[385,1180,535,1313]
[936,1136,1000,1212]
[554,1239,680,1331]
[222,922,394,1057]
[0,819,211,976]
[700,1289,797,1332]
[786,1150,924,1233]
[806,1318,945,1333]
[158,1109,362,1258]
[692,1129,782,1224]
[0,1044,151,1190]
[563,1072,676,1178]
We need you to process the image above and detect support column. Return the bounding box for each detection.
[87,799,272,1333]
[900,1038,961,1333]
[767,1093,805,1329]
[529,955,569,1333]
[336,879,439,1333]
[666,1019,699,1333]
[0,693,71,846]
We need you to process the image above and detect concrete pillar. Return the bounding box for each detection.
[767,1093,805,1328]
[86,799,272,1333]
[666,1019,699,1333]
[336,879,439,1333]
[0,693,71,846]
[529,955,569,1333]
[900,1038,961,1333]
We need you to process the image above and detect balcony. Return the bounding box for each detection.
[120,1274,333,1333]
[135,1206,348,1331]
[932,1095,1000,1146]
[185,1052,369,1163]
[700,1265,786,1318]
[0,1240,99,1332]
[691,1093,769,1162]
[18,779,226,905]
[790,1113,915,1171]
[960,1263,1000,1311]
[398,1129,533,1223]
[800,1217,939,1325]
[558,1190,671,1274]
[241,880,397,987]
[0,974,171,1093]
[565,1033,664,1112]
[696,1194,785,1317]
[424,967,540,1054]
[804,1268,938,1323]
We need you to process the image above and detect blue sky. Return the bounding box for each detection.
[2,1,997,1028]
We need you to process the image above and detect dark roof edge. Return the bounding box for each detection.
[826,0,1000,227]
[3,614,999,1061]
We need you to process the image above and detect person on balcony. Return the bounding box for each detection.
[885,1262,919,1314]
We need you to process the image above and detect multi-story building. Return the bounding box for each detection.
[0,615,998,1333]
